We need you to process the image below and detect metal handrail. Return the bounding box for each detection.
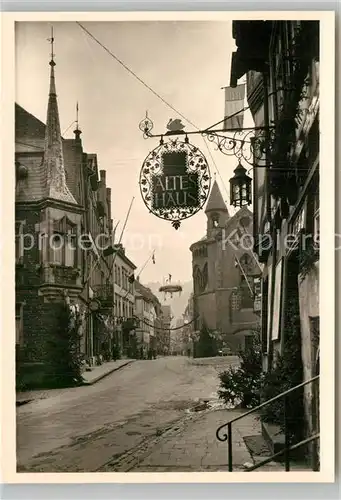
[216,374,319,471]
[216,375,319,438]
[245,433,320,472]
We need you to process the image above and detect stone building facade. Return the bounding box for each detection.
[15,50,122,385]
[134,279,159,358]
[160,305,172,355]
[112,245,137,356]
[189,180,261,353]
[15,55,86,385]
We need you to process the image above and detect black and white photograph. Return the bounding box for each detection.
[0,11,335,482]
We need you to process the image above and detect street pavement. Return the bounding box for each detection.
[17,355,308,473]
[17,356,239,472]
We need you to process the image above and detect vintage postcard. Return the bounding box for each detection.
[0,10,335,483]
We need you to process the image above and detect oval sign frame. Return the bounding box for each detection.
[139,138,211,229]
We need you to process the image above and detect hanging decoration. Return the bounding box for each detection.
[139,134,211,230]
[159,275,183,300]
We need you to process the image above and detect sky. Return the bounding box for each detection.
[15,20,253,286]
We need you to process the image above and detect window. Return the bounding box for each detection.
[240,253,253,275]
[15,221,25,264]
[261,278,269,353]
[306,174,319,245]
[312,186,320,244]
[230,290,241,311]
[51,233,63,264]
[40,233,48,262]
[117,267,121,286]
[211,213,220,228]
[240,276,254,309]
[65,232,76,267]
[51,217,77,267]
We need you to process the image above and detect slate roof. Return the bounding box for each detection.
[15,60,77,205]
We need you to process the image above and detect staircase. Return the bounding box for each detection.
[216,375,320,472]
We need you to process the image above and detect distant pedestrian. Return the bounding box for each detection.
[187,348,191,358]
[112,344,119,361]
[140,347,144,360]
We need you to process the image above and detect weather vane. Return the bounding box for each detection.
[47,26,55,65]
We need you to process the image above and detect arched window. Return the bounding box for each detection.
[193,265,201,294]
[202,263,208,291]
[211,213,220,228]
[240,276,254,309]
[240,253,253,274]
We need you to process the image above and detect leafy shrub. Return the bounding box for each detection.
[218,330,263,409]
[194,323,218,358]
[44,302,84,388]
[260,309,305,441]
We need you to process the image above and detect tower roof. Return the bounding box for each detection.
[43,37,77,204]
[205,180,229,214]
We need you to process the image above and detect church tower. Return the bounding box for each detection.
[205,179,230,237]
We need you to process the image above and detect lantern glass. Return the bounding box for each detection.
[233,184,240,198]
[229,162,252,207]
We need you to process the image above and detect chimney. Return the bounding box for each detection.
[100,170,106,184]
[106,187,111,220]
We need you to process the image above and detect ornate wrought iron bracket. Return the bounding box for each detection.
[139,113,276,168]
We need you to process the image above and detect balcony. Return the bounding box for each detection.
[93,284,114,308]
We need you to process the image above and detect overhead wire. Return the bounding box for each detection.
[137,314,199,332]
[76,22,231,202]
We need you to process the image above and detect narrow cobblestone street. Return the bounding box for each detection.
[17,356,243,472]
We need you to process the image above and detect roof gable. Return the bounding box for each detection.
[205,180,229,214]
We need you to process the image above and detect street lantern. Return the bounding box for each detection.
[229,163,252,208]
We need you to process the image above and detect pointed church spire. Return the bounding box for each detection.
[205,179,229,214]
[74,101,82,140]
[44,27,77,204]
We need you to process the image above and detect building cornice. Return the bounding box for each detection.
[15,198,85,214]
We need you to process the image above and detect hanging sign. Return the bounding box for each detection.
[139,138,211,229]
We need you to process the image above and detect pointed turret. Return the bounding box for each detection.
[205,179,229,215]
[205,179,230,236]
[43,31,77,204]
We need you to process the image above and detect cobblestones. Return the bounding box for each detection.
[17,356,239,472]
[17,356,309,473]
